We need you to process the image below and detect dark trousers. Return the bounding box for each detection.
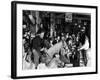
[73,51,80,67]
[81,50,87,66]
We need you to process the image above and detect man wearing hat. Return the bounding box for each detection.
[31,29,45,69]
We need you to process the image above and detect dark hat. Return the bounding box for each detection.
[37,28,45,34]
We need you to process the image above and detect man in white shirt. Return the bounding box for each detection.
[78,35,89,66]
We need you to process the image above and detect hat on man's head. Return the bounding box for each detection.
[37,28,45,34]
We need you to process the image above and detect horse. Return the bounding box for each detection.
[44,40,71,68]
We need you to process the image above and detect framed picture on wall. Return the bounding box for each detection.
[11,1,98,79]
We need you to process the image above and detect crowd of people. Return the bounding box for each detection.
[22,11,91,70]
[23,28,90,69]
